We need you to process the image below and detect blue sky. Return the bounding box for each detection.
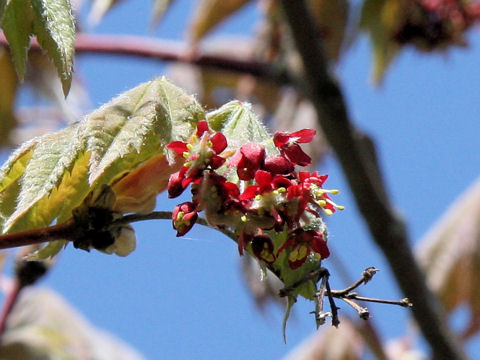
[3,0,480,358]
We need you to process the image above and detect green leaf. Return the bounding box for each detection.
[188,0,253,43]
[85,78,204,188]
[0,78,204,248]
[360,0,403,83]
[0,138,38,194]
[1,0,34,79]
[4,123,84,233]
[31,0,75,96]
[207,100,273,148]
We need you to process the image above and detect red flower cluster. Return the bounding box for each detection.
[394,0,480,50]
[167,121,343,269]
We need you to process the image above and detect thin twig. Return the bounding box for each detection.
[340,297,370,320]
[278,1,469,359]
[0,33,291,85]
[342,295,412,308]
[332,266,379,296]
[314,274,330,327]
[324,277,340,327]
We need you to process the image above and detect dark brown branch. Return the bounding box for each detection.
[0,32,290,85]
[0,211,238,251]
[332,266,379,296]
[278,1,469,359]
[0,219,80,250]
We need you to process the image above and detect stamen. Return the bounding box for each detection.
[323,209,333,216]
[255,194,262,201]
[186,144,193,151]
[241,215,248,222]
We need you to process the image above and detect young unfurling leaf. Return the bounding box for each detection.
[0,78,204,257]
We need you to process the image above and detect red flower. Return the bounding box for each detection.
[251,234,276,264]
[278,229,330,269]
[274,129,316,166]
[172,202,198,236]
[263,155,294,174]
[229,143,265,180]
[167,122,228,198]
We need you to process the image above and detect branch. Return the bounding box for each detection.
[0,32,290,85]
[0,211,237,250]
[278,1,469,359]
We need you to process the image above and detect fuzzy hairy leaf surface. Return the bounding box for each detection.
[207,100,273,148]
[31,0,75,95]
[417,178,480,339]
[1,0,75,95]
[0,78,203,255]
[188,0,253,43]
[1,0,34,79]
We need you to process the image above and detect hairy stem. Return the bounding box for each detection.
[278,0,469,359]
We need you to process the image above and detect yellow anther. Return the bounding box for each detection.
[191,135,198,143]
[184,161,191,167]
[325,198,344,210]
[330,189,340,195]
[241,215,248,222]
[324,209,333,216]
[317,200,326,207]
[298,244,308,259]
[273,190,279,195]
[176,211,185,220]
[182,151,190,158]
[277,187,286,193]
[186,144,193,151]
[255,194,262,201]
[207,140,213,147]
